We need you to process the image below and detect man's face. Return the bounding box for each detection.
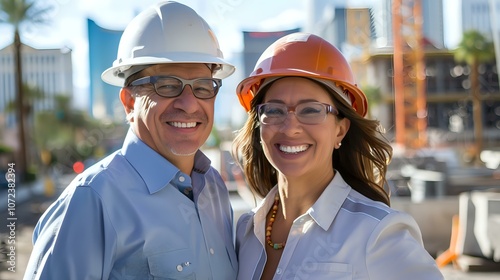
[120,63,216,169]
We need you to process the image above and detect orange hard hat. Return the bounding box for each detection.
[236,32,368,117]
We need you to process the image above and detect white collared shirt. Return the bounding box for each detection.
[235,172,443,280]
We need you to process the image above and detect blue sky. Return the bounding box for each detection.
[0,0,460,123]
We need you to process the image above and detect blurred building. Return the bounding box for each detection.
[462,0,497,37]
[305,0,444,50]
[241,29,300,77]
[0,43,73,130]
[301,0,500,147]
[87,19,123,121]
[363,47,500,146]
[371,0,444,49]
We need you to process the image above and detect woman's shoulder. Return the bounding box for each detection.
[345,188,422,234]
[343,189,395,217]
[342,188,421,229]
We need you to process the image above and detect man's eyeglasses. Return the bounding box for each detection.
[129,76,222,99]
[257,102,338,125]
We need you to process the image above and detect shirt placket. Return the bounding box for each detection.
[272,216,308,279]
[174,172,193,201]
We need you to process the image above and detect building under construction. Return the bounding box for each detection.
[346,0,500,153]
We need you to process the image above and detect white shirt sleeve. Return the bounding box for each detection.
[365,211,444,280]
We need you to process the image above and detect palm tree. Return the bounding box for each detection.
[0,0,52,181]
[454,30,495,163]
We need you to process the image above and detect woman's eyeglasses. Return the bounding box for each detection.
[257,102,338,125]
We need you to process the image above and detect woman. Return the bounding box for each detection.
[232,33,443,280]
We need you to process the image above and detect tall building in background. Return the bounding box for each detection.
[87,19,123,121]
[462,0,500,69]
[0,43,72,129]
[305,2,376,60]
[304,1,349,52]
[344,8,376,59]
[241,29,300,77]
[487,0,500,88]
[312,7,347,49]
[462,0,493,36]
[421,0,445,48]
[372,0,444,48]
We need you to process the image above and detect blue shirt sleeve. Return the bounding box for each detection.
[26,186,116,280]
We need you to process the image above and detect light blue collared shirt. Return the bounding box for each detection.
[236,172,443,280]
[25,129,237,280]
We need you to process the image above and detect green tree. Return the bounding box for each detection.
[34,94,126,174]
[5,82,46,112]
[454,30,495,163]
[35,94,90,152]
[0,0,52,181]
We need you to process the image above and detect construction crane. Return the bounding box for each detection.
[392,0,427,148]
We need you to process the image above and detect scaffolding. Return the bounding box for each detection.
[392,0,428,148]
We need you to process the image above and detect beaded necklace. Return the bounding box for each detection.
[266,194,286,250]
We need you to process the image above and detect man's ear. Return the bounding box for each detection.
[120,87,135,122]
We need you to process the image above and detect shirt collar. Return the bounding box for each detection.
[307,171,351,231]
[120,129,212,194]
[244,171,351,235]
[244,187,278,241]
[192,150,211,174]
[121,129,176,194]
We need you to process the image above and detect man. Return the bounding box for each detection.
[24,1,237,279]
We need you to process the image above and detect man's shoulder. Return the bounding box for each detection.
[73,150,132,187]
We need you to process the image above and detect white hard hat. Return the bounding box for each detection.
[101,1,235,87]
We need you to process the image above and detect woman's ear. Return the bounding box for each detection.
[120,87,135,122]
[336,117,350,143]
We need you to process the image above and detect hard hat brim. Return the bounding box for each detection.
[237,72,368,117]
[101,53,235,87]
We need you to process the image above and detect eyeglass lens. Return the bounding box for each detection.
[258,102,335,125]
[130,76,221,99]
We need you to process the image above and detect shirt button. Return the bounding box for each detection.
[176,265,183,272]
[209,248,215,255]
[276,268,282,274]
[179,176,185,182]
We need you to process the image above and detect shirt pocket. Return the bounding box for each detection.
[293,262,352,280]
[147,249,196,280]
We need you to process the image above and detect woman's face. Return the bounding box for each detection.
[259,77,349,179]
